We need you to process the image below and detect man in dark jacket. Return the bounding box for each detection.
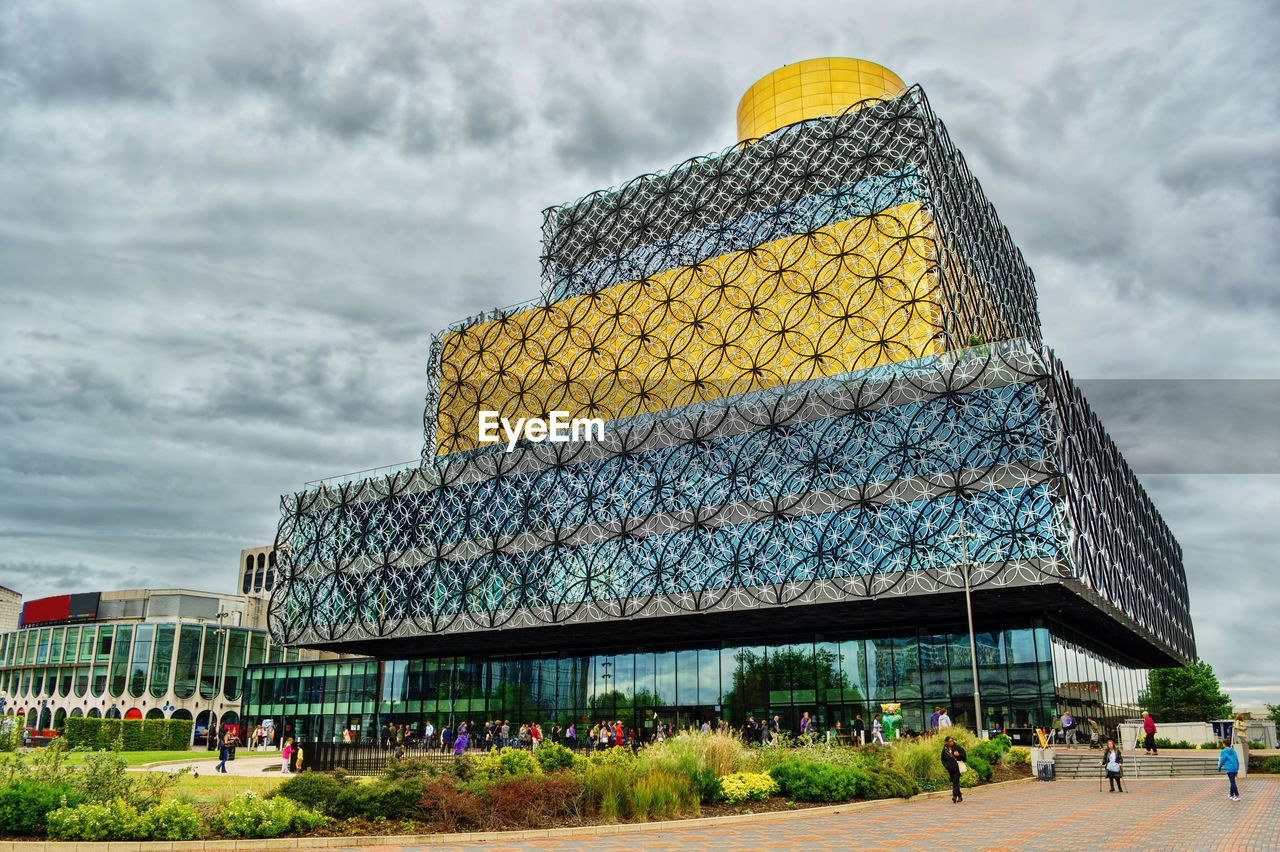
[941,736,968,803]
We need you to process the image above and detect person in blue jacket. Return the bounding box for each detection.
[1217,739,1241,801]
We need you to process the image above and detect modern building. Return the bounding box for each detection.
[250,58,1193,744]
[0,586,308,741]
[0,586,20,634]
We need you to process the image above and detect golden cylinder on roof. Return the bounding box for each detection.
[736,57,905,142]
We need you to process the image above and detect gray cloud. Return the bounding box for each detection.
[0,0,1277,702]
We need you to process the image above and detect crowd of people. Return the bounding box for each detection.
[340,718,674,755]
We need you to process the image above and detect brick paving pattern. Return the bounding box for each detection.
[304,777,1279,852]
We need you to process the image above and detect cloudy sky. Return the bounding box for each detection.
[2,1,1276,703]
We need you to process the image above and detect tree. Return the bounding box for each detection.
[1139,661,1232,722]
[1265,704,1280,738]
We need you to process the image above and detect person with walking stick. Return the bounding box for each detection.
[1102,738,1124,793]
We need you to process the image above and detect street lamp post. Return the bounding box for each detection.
[943,516,984,737]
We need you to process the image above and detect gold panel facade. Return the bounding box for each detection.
[435,201,942,455]
[737,57,906,142]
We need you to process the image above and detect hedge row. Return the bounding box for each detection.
[62,717,193,751]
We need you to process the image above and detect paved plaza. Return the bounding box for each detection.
[304,777,1278,852]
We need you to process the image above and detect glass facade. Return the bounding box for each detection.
[243,619,1145,745]
[0,622,302,733]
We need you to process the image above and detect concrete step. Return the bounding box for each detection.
[1051,750,1221,778]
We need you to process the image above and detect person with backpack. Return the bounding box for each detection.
[215,729,230,774]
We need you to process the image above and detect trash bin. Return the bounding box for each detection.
[1034,759,1055,781]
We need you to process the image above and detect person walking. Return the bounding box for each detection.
[1062,710,1076,746]
[937,708,953,731]
[930,707,942,732]
[1218,739,1241,801]
[872,713,886,744]
[1142,711,1158,755]
[1102,738,1124,792]
[941,735,968,803]
[453,727,469,756]
[215,730,230,774]
[853,713,866,745]
[281,738,294,774]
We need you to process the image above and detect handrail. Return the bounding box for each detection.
[304,460,422,490]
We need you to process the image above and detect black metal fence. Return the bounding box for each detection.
[294,742,487,775]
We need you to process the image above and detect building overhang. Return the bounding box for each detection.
[291,574,1187,669]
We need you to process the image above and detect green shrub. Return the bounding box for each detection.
[970,741,1002,765]
[273,771,351,814]
[581,744,639,770]
[1261,756,1280,774]
[333,777,424,819]
[474,746,541,782]
[0,715,22,752]
[631,770,698,820]
[990,734,1013,752]
[0,781,84,835]
[719,772,779,804]
[139,799,205,841]
[212,791,328,839]
[534,742,576,773]
[1152,738,1196,750]
[63,717,191,751]
[768,762,866,802]
[859,764,917,798]
[691,767,723,804]
[966,754,993,781]
[1008,747,1030,765]
[442,754,477,781]
[383,756,440,780]
[959,768,979,788]
[47,798,144,841]
[71,749,136,805]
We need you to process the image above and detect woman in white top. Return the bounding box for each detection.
[872,714,886,744]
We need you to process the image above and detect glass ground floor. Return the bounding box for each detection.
[243,618,1148,746]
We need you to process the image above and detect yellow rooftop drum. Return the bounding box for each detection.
[736,57,905,142]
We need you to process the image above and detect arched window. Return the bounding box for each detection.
[145,708,165,720]
[124,708,143,720]
[254,552,265,591]
[242,556,253,594]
